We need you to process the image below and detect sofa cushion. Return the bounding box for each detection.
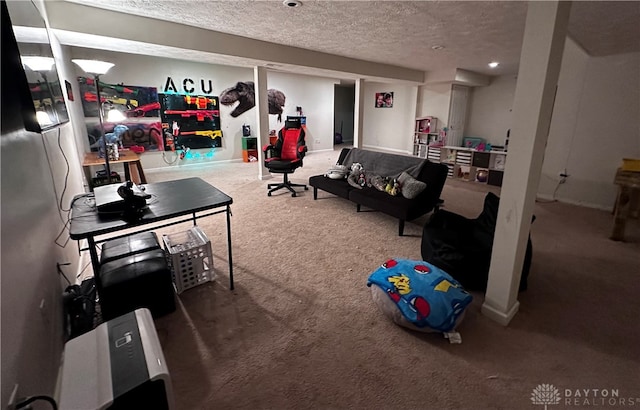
[398,171,427,199]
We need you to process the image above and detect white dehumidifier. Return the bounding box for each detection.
[58,308,175,409]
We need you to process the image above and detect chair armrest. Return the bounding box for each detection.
[263,144,278,160]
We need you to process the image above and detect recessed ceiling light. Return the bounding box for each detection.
[488,62,500,68]
[432,45,445,50]
[283,0,302,7]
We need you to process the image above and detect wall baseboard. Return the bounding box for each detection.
[536,193,613,212]
[362,145,411,155]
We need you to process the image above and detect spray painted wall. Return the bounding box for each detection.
[66,48,341,168]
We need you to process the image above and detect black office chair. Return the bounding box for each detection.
[263,119,308,197]
[421,192,534,292]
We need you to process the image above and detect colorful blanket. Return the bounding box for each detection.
[367,259,473,332]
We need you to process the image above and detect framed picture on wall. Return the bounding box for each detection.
[375,92,393,108]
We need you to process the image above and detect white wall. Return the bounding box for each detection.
[416,83,452,134]
[362,82,418,154]
[2,1,86,403]
[266,71,338,152]
[466,75,517,145]
[465,37,640,210]
[541,40,640,209]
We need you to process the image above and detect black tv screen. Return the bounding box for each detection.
[2,1,41,133]
[3,0,69,132]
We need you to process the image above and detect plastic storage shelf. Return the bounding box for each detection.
[162,226,214,293]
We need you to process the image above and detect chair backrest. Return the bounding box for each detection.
[277,125,306,161]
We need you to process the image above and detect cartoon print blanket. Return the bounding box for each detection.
[367,258,473,332]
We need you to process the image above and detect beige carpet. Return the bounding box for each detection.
[143,147,640,410]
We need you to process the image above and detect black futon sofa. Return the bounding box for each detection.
[309,148,448,236]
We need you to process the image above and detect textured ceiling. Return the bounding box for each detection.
[60,0,640,78]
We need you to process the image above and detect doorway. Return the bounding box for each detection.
[333,84,355,147]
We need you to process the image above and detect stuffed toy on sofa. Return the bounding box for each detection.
[324,164,349,180]
[347,162,368,189]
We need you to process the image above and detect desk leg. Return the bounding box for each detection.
[83,166,93,191]
[611,186,630,241]
[124,163,133,183]
[87,236,101,288]
[135,160,147,184]
[126,163,140,184]
[227,205,234,290]
[630,189,640,219]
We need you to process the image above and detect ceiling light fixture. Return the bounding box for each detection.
[431,45,445,50]
[283,0,302,7]
[21,56,54,72]
[488,62,500,68]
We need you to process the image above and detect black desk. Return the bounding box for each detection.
[69,177,234,290]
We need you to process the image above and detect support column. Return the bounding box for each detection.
[254,66,271,181]
[353,79,365,149]
[481,1,572,325]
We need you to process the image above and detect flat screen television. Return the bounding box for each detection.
[2,0,69,132]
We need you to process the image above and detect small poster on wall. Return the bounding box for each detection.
[375,92,393,108]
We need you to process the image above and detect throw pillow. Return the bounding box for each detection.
[398,171,427,199]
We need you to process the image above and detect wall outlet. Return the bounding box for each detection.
[558,169,569,184]
[314,139,320,144]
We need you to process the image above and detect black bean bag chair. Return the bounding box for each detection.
[420,192,533,292]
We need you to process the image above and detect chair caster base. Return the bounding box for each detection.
[266,173,307,197]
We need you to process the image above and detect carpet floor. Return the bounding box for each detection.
[139,147,640,410]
